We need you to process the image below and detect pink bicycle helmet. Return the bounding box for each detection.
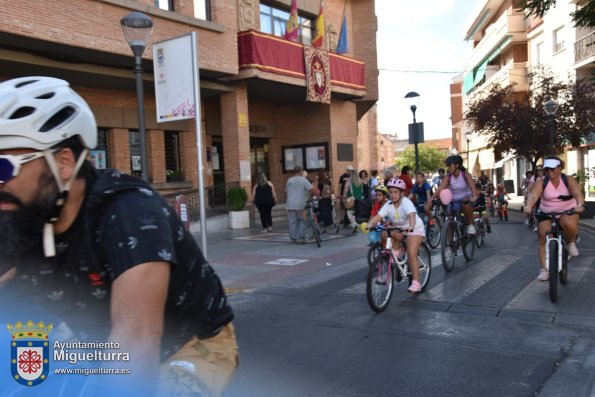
[386,177,406,191]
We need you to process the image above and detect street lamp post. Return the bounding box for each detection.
[404,91,421,172]
[464,131,472,170]
[543,99,559,149]
[121,12,153,182]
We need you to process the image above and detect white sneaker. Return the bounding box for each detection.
[524,219,529,226]
[533,226,538,233]
[467,224,476,235]
[568,243,579,257]
[537,270,549,281]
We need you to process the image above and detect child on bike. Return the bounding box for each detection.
[368,178,425,293]
[496,183,511,220]
[410,171,432,219]
[473,182,491,233]
[367,185,389,247]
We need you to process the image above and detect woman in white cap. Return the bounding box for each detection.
[524,156,586,281]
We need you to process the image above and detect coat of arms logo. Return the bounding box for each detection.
[8,320,53,387]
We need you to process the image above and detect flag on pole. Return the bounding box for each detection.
[284,0,299,41]
[311,1,325,48]
[336,14,348,54]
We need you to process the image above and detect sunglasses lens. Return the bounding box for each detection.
[544,167,554,172]
[0,158,16,183]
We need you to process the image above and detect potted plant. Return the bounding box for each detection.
[166,169,184,182]
[227,186,249,229]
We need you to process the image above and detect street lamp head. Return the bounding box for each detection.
[464,131,472,142]
[543,99,559,116]
[121,12,154,57]
[404,91,420,112]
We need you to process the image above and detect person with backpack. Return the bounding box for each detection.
[426,155,478,235]
[0,77,237,396]
[524,156,585,281]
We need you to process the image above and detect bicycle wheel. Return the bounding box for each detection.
[416,243,432,290]
[366,255,394,312]
[441,220,456,272]
[463,228,476,262]
[560,245,568,285]
[549,242,559,302]
[367,243,381,267]
[308,218,321,248]
[426,216,442,249]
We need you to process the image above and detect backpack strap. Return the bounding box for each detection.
[542,173,572,200]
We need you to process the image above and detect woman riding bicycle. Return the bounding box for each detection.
[368,178,425,293]
[426,155,478,235]
[524,156,585,281]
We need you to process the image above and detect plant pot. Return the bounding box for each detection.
[228,210,250,229]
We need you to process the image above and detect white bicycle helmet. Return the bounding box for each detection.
[0,76,97,150]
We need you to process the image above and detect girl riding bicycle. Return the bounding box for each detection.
[524,156,585,281]
[426,155,478,235]
[368,178,425,293]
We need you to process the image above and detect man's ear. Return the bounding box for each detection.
[55,148,77,180]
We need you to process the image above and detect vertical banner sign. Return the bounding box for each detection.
[153,34,195,122]
[153,33,208,258]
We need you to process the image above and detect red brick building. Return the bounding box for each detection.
[0,0,378,206]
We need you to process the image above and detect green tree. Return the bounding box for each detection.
[396,145,447,174]
[521,0,595,28]
[465,67,595,169]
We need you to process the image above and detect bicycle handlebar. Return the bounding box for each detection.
[536,209,576,217]
[368,224,411,233]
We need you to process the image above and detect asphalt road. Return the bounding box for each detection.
[203,211,595,397]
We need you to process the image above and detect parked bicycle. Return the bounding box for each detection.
[539,209,575,302]
[365,225,432,312]
[305,197,322,247]
[441,201,475,271]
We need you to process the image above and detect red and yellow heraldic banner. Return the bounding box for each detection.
[304,45,330,103]
[238,30,365,92]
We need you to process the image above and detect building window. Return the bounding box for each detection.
[194,0,211,20]
[259,3,314,44]
[553,27,565,53]
[129,130,142,178]
[282,143,329,173]
[90,128,109,170]
[164,132,182,181]
[535,41,544,65]
[155,0,174,11]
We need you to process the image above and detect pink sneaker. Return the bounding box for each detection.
[408,280,421,293]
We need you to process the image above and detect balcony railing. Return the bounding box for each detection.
[238,30,365,92]
[575,31,594,63]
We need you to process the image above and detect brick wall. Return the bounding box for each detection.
[0,0,238,75]
[147,129,166,182]
[109,128,132,172]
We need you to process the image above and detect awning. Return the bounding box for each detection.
[473,59,488,85]
[479,148,494,169]
[494,155,515,168]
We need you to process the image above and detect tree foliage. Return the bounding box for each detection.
[465,67,595,169]
[396,144,447,174]
[521,0,595,28]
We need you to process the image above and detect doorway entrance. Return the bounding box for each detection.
[250,138,270,183]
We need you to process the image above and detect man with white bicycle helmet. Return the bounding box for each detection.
[367,177,426,293]
[0,77,237,396]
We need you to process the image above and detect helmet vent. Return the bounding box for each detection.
[15,80,38,88]
[36,92,56,100]
[9,106,35,119]
[39,106,75,132]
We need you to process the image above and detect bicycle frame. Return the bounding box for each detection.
[374,228,409,282]
[544,215,565,273]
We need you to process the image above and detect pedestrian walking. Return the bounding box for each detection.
[285,165,314,243]
[318,171,334,227]
[344,170,365,232]
[336,165,353,231]
[252,173,277,232]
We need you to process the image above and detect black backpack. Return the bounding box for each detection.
[542,173,573,201]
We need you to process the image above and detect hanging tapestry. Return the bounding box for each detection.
[304,45,331,104]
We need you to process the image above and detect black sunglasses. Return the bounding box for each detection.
[544,167,556,172]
